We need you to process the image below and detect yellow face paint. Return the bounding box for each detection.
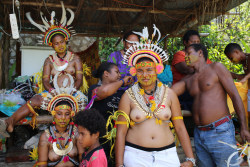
[135,62,155,68]
[137,73,157,86]
[54,43,67,54]
[185,55,198,66]
[54,118,70,128]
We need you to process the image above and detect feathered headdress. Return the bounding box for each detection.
[123,24,169,75]
[26,1,76,46]
[40,73,87,115]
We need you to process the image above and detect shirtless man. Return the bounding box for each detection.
[172,43,250,167]
[0,33,85,136]
[224,43,250,125]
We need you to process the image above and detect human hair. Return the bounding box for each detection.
[92,62,117,80]
[51,33,66,43]
[55,100,72,108]
[74,109,106,136]
[189,43,208,61]
[224,43,243,56]
[183,30,200,43]
[123,30,140,41]
[136,57,154,64]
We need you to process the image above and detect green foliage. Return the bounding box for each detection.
[199,1,249,74]
[98,37,123,61]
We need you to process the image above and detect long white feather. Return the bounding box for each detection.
[66,8,75,26]
[60,1,66,24]
[26,12,46,32]
[40,12,50,29]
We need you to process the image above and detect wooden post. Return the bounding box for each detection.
[0,35,3,89]
[2,34,10,88]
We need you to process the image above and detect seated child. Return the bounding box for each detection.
[74,109,107,167]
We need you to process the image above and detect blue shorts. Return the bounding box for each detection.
[194,119,239,167]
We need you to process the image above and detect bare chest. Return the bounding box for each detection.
[186,71,218,96]
[51,61,76,76]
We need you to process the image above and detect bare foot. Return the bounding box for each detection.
[5,118,14,133]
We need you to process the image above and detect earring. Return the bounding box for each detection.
[52,118,56,125]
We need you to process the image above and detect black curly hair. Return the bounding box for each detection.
[74,109,106,137]
[224,43,243,56]
[183,30,200,44]
[188,43,208,61]
[92,61,117,81]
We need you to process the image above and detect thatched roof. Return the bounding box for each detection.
[0,0,247,37]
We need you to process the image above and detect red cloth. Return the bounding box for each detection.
[171,51,212,85]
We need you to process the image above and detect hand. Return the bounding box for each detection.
[240,77,247,84]
[181,161,193,167]
[240,128,250,143]
[123,76,134,86]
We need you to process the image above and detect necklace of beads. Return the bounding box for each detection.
[54,125,69,140]
[56,51,67,62]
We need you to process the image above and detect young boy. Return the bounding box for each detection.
[75,109,107,167]
[224,43,250,126]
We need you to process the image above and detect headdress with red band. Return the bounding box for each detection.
[26,1,76,46]
[122,24,169,75]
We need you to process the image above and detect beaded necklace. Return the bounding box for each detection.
[56,51,67,62]
[54,125,69,140]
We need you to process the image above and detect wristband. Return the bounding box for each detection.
[120,79,125,87]
[185,157,196,166]
[118,165,125,167]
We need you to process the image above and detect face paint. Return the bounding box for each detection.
[54,118,70,128]
[54,44,66,54]
[137,73,157,86]
[135,61,155,68]
[232,57,240,64]
[185,56,191,65]
[185,55,198,66]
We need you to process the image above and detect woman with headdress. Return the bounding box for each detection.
[0,2,88,137]
[114,25,195,167]
[35,97,83,166]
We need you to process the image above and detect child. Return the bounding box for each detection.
[224,43,250,126]
[75,109,107,167]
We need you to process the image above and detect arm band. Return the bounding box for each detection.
[172,116,183,121]
[76,70,83,75]
[35,161,48,166]
[42,75,49,79]
[115,121,128,125]
[120,79,125,87]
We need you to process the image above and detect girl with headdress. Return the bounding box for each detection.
[33,70,87,167]
[114,25,195,167]
[0,2,88,137]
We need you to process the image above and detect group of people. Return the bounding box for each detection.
[0,3,249,167]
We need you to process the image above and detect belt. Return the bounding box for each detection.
[197,115,232,131]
